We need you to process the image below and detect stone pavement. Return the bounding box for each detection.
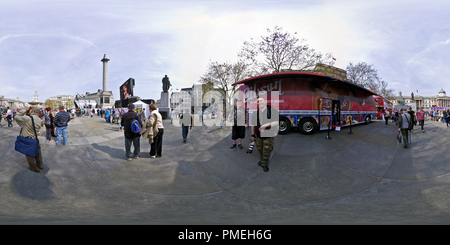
[1,116,450,224]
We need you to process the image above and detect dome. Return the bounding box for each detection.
[439,88,446,97]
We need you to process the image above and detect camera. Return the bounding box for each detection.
[246,141,255,154]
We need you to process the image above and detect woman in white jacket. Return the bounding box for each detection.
[145,104,164,158]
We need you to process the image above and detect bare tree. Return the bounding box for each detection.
[199,60,251,107]
[239,25,335,75]
[346,62,395,99]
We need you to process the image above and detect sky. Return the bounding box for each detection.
[1,0,450,104]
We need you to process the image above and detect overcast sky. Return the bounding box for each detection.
[1,0,449,104]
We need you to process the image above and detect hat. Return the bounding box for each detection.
[30,105,40,113]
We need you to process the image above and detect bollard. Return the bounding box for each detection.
[326,123,332,140]
[349,118,353,134]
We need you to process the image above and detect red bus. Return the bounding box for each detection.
[232,72,377,135]
[374,96,393,119]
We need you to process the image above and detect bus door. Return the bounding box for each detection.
[332,100,340,126]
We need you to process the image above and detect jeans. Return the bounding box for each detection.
[56,126,68,146]
[182,126,189,140]
[125,137,140,158]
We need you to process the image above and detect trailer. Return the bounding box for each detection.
[232,72,378,135]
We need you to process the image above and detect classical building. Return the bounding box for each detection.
[311,63,347,80]
[281,63,347,81]
[170,83,219,112]
[48,94,75,108]
[0,96,28,109]
[392,88,450,110]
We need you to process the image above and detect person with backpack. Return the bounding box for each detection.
[398,109,412,149]
[123,103,142,161]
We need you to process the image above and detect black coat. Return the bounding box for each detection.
[123,111,142,139]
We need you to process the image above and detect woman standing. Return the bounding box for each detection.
[43,107,54,142]
[446,109,450,128]
[147,104,164,158]
[15,105,44,173]
[118,108,124,132]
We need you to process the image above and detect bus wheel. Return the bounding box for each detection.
[299,118,317,135]
[365,115,371,124]
[278,116,291,135]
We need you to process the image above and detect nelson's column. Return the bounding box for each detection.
[99,54,114,108]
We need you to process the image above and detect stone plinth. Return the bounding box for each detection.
[159,92,170,119]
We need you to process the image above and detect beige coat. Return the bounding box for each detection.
[140,113,159,144]
[15,111,43,140]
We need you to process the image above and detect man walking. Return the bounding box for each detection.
[123,103,142,160]
[417,107,426,133]
[53,105,71,146]
[398,109,411,149]
[250,95,279,172]
[6,107,13,127]
[179,109,193,143]
[384,109,390,125]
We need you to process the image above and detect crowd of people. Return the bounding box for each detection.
[16,97,450,173]
[381,107,450,149]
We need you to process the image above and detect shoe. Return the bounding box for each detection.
[183,139,186,143]
[403,145,408,148]
[230,144,236,149]
[257,161,262,166]
[126,158,132,161]
[37,166,43,170]
[238,144,243,149]
[262,166,269,172]
[150,155,156,158]
[134,156,139,159]
[28,167,40,173]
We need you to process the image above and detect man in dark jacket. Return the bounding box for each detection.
[53,105,71,146]
[123,103,142,160]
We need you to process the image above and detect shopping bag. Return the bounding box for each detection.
[397,131,402,144]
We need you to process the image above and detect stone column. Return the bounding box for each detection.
[101,54,110,92]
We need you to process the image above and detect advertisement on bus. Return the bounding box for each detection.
[234,72,377,134]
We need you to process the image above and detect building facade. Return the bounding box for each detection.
[48,94,75,108]
[0,96,28,109]
[392,88,450,110]
[170,83,220,112]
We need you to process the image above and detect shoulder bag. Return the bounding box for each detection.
[14,116,40,157]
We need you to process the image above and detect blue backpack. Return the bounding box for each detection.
[131,114,141,133]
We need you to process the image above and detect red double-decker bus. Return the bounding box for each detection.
[232,72,378,135]
[374,96,393,119]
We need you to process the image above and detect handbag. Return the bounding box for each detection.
[14,116,40,157]
[397,131,402,144]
